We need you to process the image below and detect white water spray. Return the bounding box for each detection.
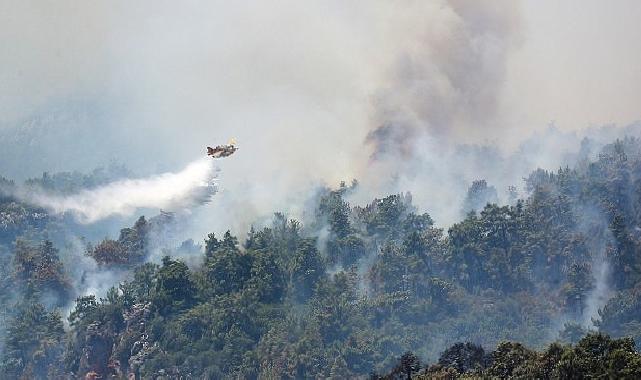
[21,158,218,223]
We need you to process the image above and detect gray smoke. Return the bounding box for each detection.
[367,1,521,148]
[582,250,612,328]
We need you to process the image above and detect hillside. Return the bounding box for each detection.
[0,138,640,378]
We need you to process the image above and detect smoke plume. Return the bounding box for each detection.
[582,250,612,328]
[367,1,521,151]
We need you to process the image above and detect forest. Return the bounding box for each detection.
[2,137,641,379]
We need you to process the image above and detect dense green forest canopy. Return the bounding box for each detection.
[2,138,641,378]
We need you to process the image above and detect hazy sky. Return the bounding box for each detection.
[503,0,641,136]
[2,1,640,138]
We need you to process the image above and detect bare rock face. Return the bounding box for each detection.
[75,302,155,379]
[110,302,156,378]
[77,322,115,379]
[124,302,152,328]
[129,334,160,376]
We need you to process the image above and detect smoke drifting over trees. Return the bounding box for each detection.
[0,136,641,378]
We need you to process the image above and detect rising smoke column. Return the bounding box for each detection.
[351,1,524,225]
[367,1,522,154]
[19,158,218,223]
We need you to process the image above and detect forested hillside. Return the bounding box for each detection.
[2,138,641,379]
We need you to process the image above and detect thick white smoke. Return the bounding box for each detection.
[19,158,217,223]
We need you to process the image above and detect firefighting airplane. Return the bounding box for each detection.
[207,139,238,158]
